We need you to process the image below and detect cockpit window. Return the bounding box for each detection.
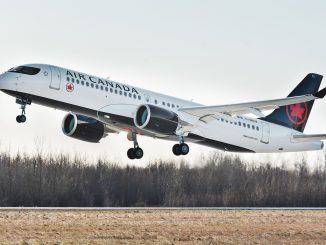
[8,66,40,75]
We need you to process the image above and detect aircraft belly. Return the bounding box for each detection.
[189,120,257,152]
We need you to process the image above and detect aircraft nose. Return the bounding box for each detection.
[0,72,9,89]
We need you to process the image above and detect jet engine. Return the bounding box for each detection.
[62,113,108,143]
[134,104,179,135]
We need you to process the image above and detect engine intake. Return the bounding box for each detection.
[62,113,107,143]
[134,104,179,135]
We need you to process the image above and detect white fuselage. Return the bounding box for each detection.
[0,64,323,153]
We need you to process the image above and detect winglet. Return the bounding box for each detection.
[314,87,326,98]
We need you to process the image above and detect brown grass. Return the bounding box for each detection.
[0,209,324,244]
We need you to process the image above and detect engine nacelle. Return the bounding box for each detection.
[62,113,107,143]
[134,104,179,135]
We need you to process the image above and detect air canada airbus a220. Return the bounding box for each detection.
[0,64,326,160]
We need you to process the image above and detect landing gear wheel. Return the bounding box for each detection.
[20,115,26,123]
[134,147,144,159]
[127,148,136,160]
[16,115,26,123]
[173,144,181,156]
[127,147,144,160]
[172,143,190,156]
[16,115,22,123]
[179,143,189,155]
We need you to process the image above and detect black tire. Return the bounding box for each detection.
[179,143,190,155]
[16,115,22,123]
[20,115,26,123]
[127,148,136,160]
[172,144,181,156]
[134,147,144,159]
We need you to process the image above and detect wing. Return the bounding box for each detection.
[179,87,326,123]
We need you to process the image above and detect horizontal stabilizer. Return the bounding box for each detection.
[314,87,326,98]
[292,134,326,143]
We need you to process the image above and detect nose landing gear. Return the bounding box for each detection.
[16,114,26,123]
[127,132,144,160]
[15,97,31,123]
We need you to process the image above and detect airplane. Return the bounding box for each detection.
[0,64,326,160]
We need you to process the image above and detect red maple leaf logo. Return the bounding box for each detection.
[289,104,305,119]
[66,83,74,92]
[286,102,308,125]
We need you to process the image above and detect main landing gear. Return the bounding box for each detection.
[172,136,190,156]
[16,97,30,123]
[127,132,144,160]
[126,133,189,159]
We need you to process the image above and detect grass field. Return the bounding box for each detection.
[0,209,325,244]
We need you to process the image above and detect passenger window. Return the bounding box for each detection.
[76,80,80,85]
[119,91,123,95]
[133,94,137,99]
[124,92,127,96]
[115,90,118,94]
[252,125,255,130]
[96,85,99,89]
[238,122,241,126]
[91,83,94,88]
[138,95,141,100]
[105,87,108,92]
[81,81,84,86]
[243,123,246,127]
[72,78,75,83]
[256,126,259,131]
[221,118,224,122]
[247,124,250,128]
[154,99,158,104]
[172,104,175,108]
[162,102,165,106]
[67,77,70,82]
[100,86,104,90]
[129,93,132,98]
[110,88,113,93]
[86,82,89,87]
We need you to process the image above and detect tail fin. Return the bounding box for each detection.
[263,73,323,132]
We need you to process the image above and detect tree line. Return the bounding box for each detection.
[0,151,325,207]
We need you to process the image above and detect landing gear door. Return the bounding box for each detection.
[49,66,61,90]
[261,122,270,144]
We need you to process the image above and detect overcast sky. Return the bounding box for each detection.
[0,0,326,166]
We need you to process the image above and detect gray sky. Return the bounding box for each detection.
[0,0,326,166]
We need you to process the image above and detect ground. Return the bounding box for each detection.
[0,209,324,244]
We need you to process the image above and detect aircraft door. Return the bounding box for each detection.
[49,66,61,90]
[261,122,270,144]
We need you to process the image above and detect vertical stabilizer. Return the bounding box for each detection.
[263,73,323,132]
